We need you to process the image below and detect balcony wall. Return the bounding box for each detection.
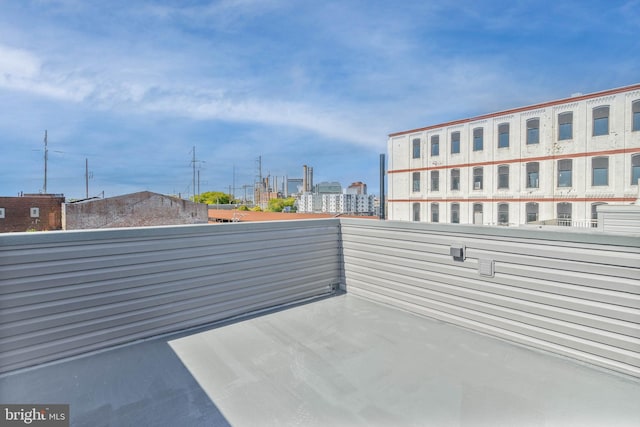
[0,220,341,373]
[340,219,640,378]
[1,219,639,379]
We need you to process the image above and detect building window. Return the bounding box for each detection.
[632,154,640,185]
[526,118,539,145]
[473,203,483,225]
[412,172,421,192]
[431,203,439,223]
[451,203,460,224]
[497,203,509,225]
[498,123,509,148]
[30,207,40,218]
[557,202,572,226]
[473,167,483,190]
[431,135,440,156]
[526,202,538,223]
[633,100,640,132]
[412,138,421,159]
[592,156,609,186]
[451,132,460,154]
[430,170,439,191]
[558,159,572,187]
[558,112,573,140]
[451,169,460,191]
[413,203,420,222]
[591,202,606,224]
[0,207,5,219]
[526,162,539,188]
[593,106,609,136]
[497,165,509,189]
[473,127,483,151]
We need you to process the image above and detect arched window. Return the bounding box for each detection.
[592,157,609,186]
[591,202,607,227]
[451,203,460,224]
[526,162,540,188]
[412,138,421,159]
[558,159,572,187]
[593,106,610,136]
[451,132,460,154]
[498,123,509,148]
[498,203,509,225]
[557,203,572,226]
[632,154,640,185]
[633,100,640,132]
[451,169,460,191]
[498,165,509,189]
[473,127,484,151]
[526,202,539,223]
[430,170,439,191]
[558,112,573,140]
[431,203,439,223]
[526,118,539,144]
[431,135,440,156]
[473,167,483,190]
[473,203,483,225]
[412,172,421,192]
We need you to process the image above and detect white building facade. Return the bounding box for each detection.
[298,193,375,215]
[388,84,640,226]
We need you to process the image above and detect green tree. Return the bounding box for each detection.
[267,197,297,212]
[193,191,231,204]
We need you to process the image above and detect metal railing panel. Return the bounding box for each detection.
[0,220,341,373]
[340,219,640,378]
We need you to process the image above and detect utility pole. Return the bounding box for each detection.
[192,146,196,201]
[85,158,89,198]
[189,146,206,201]
[43,130,48,193]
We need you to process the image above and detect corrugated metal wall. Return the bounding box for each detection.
[340,219,640,378]
[0,220,341,373]
[2,218,638,378]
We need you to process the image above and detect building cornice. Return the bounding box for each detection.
[389,83,640,138]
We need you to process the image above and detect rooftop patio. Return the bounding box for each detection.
[3,293,639,426]
[1,219,638,426]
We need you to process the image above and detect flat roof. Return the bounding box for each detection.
[2,294,638,426]
[208,209,378,222]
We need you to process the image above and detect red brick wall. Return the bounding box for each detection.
[0,195,65,232]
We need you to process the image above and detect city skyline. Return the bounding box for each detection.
[1,1,638,198]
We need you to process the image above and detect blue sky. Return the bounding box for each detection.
[0,0,638,199]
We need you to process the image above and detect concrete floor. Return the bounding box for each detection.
[2,294,639,426]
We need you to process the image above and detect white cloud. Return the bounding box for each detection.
[0,44,40,78]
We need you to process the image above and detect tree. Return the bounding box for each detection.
[267,197,297,212]
[193,191,231,204]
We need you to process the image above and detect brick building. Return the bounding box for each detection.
[0,194,65,232]
[63,191,208,229]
